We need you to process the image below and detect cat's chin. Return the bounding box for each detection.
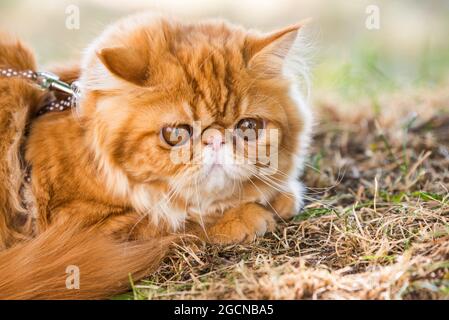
[200,164,234,191]
[199,161,255,190]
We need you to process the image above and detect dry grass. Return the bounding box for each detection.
[122,85,449,300]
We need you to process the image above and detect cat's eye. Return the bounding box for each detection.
[235,118,265,141]
[160,125,193,147]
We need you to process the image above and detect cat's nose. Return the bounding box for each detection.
[202,128,225,150]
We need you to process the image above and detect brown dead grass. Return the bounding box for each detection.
[128,86,449,300]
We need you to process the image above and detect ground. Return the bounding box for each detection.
[117,85,449,300]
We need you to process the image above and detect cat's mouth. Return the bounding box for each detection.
[200,163,229,184]
[198,161,254,187]
[205,163,223,174]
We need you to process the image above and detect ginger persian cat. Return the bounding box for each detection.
[0,13,312,299]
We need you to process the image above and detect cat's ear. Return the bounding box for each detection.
[97,46,149,86]
[245,20,309,76]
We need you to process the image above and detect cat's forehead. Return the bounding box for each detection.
[170,25,247,67]
[163,25,249,125]
[94,17,263,125]
[175,22,246,48]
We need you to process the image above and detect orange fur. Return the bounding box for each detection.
[0,220,173,299]
[0,13,313,299]
[0,33,45,248]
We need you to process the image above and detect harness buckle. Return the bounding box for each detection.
[36,71,74,95]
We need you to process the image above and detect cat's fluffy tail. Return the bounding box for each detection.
[0,221,173,299]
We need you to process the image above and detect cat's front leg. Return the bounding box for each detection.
[205,203,275,244]
[271,179,305,219]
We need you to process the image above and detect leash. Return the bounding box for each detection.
[0,67,80,115]
[0,68,81,187]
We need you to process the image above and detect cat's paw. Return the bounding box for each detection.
[207,203,275,244]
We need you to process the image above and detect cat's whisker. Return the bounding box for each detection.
[301,194,338,211]
[250,176,295,203]
[245,167,292,195]
[247,176,286,223]
[251,169,338,212]
[125,208,152,242]
[193,173,209,239]
[275,145,348,195]
[163,171,188,205]
[238,179,244,202]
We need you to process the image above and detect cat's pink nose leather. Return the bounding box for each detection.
[202,128,225,150]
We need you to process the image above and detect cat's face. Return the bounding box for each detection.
[79,14,309,204]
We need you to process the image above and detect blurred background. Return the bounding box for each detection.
[1,0,448,101]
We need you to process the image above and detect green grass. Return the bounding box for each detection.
[314,43,449,102]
